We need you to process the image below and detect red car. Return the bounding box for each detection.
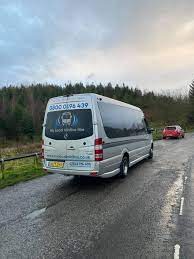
[162,125,185,139]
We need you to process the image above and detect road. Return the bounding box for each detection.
[0,134,194,258]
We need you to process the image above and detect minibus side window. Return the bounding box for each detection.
[98,102,147,138]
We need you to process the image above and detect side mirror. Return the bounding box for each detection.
[147,128,154,134]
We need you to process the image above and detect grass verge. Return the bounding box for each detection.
[153,130,163,141]
[0,166,47,189]
[0,155,47,189]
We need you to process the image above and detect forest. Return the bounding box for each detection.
[0,82,193,142]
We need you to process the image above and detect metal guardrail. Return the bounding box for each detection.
[0,152,40,162]
[0,152,41,179]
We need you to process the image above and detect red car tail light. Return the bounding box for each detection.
[90,172,98,176]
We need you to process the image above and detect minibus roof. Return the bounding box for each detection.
[48,93,141,112]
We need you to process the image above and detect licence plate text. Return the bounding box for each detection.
[49,161,64,168]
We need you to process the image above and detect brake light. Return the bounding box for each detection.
[41,139,44,159]
[90,172,98,176]
[95,138,103,161]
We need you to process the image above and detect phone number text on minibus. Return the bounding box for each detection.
[49,102,89,111]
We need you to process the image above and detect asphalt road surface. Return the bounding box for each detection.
[1,134,194,259]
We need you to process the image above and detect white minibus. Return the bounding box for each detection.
[42,93,153,178]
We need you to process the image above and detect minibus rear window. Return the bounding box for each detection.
[45,109,93,140]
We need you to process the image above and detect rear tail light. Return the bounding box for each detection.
[90,172,98,176]
[95,138,103,161]
[41,139,44,159]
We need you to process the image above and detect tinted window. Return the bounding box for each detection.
[45,109,93,140]
[165,126,176,130]
[98,102,146,138]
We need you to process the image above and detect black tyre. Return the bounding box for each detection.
[120,156,129,178]
[73,175,83,183]
[148,145,153,159]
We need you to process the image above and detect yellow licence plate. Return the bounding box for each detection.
[49,161,64,168]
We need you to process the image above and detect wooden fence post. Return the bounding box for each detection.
[1,158,5,179]
[34,153,39,168]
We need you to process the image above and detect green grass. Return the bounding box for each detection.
[0,141,45,189]
[0,136,41,149]
[0,156,47,189]
[185,128,194,133]
[153,129,163,141]
[0,142,41,158]
[0,166,46,189]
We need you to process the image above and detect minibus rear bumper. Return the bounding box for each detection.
[43,167,99,176]
[43,166,120,178]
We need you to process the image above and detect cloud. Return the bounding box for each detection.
[0,0,194,90]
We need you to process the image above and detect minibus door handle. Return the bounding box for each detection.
[67,146,75,150]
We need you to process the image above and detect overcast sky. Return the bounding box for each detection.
[1,0,194,91]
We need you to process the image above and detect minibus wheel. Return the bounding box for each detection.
[73,175,82,183]
[120,156,129,178]
[148,146,153,159]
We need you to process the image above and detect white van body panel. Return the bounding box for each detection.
[42,93,153,178]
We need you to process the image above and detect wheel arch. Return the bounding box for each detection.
[121,148,130,161]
